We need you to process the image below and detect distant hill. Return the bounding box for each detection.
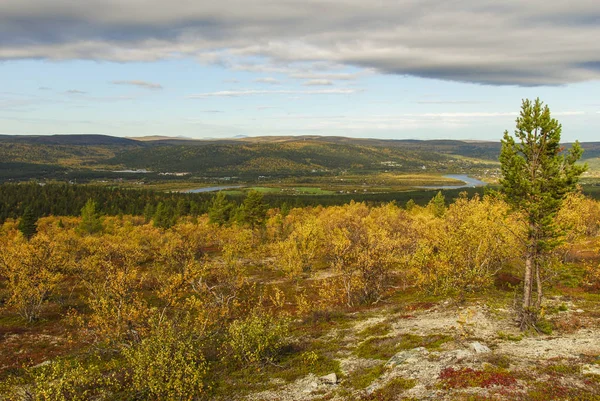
[0,134,139,146]
[1,134,597,181]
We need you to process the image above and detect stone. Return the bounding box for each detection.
[469,341,491,354]
[32,360,51,368]
[386,347,427,368]
[320,373,338,385]
[583,364,600,376]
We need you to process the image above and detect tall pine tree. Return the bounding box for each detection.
[500,98,586,329]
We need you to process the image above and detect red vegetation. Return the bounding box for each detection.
[438,367,517,389]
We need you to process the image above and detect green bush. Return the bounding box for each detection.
[1,358,115,401]
[227,311,290,365]
[123,324,208,400]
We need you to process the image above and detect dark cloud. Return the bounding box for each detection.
[1,1,600,85]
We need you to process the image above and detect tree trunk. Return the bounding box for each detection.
[535,260,543,310]
[520,247,535,330]
[522,251,533,310]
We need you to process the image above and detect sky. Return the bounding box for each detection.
[1,0,600,142]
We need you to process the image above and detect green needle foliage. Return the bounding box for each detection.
[236,190,268,228]
[208,191,235,226]
[18,206,38,240]
[153,201,174,229]
[77,199,103,235]
[499,98,587,329]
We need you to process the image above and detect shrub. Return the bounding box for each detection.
[1,358,115,401]
[227,311,290,365]
[123,323,208,400]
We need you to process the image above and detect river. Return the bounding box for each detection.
[419,174,488,190]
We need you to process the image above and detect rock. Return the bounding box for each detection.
[386,347,427,368]
[451,349,473,362]
[32,360,51,368]
[469,341,491,354]
[583,364,600,376]
[320,373,337,385]
[576,309,584,313]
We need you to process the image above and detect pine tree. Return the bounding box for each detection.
[78,199,103,235]
[143,202,155,223]
[427,191,446,218]
[236,190,267,228]
[208,192,234,226]
[500,98,586,329]
[153,202,174,229]
[18,206,37,240]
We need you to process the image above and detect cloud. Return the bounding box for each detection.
[65,89,86,95]
[1,1,600,85]
[188,88,359,98]
[111,80,163,90]
[303,79,333,86]
[254,77,281,85]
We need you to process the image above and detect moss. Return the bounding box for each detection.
[354,333,452,360]
[535,317,553,335]
[347,364,386,389]
[358,377,417,401]
[541,363,581,376]
[526,380,600,401]
[484,353,512,369]
[497,331,523,342]
[358,322,392,338]
[355,336,400,360]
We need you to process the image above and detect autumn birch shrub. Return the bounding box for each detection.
[319,202,410,306]
[555,191,600,260]
[76,235,150,343]
[412,194,522,295]
[0,357,118,401]
[226,308,290,366]
[123,319,209,401]
[0,234,64,322]
[273,213,325,280]
[155,230,208,308]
